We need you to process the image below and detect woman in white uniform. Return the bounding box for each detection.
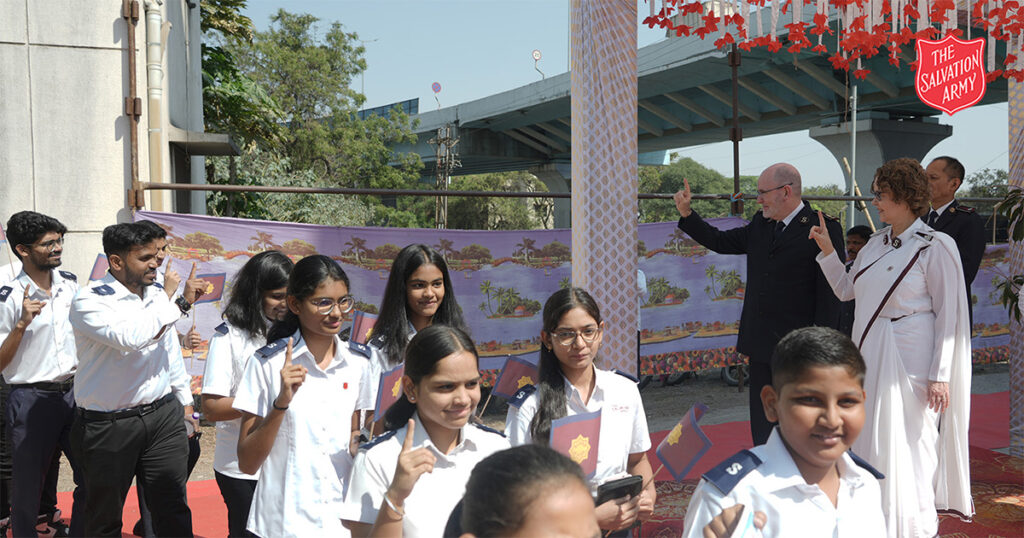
[809,158,973,537]
[201,250,293,537]
[233,255,369,538]
[359,245,468,432]
[505,287,656,534]
[342,325,509,537]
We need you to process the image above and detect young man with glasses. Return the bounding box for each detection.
[673,163,846,445]
[69,222,208,537]
[0,211,83,537]
[924,156,985,324]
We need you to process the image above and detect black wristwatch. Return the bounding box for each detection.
[175,295,192,314]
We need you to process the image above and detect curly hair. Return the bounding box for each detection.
[873,158,931,217]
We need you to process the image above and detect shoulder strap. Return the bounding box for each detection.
[858,246,928,349]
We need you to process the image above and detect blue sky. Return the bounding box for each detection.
[243,0,1009,188]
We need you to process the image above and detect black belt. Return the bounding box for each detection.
[9,378,74,393]
[77,393,177,422]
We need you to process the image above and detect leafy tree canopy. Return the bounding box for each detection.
[447,172,553,230]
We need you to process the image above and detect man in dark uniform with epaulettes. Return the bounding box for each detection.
[673,163,846,446]
[924,156,985,325]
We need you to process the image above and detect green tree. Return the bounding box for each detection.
[803,184,849,229]
[447,171,552,230]
[639,157,758,222]
[962,168,1008,214]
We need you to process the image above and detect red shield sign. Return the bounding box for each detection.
[915,35,986,116]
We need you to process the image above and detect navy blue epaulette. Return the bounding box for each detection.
[914,231,934,241]
[255,339,288,359]
[91,285,115,296]
[0,286,11,303]
[847,450,885,479]
[359,429,397,451]
[508,384,536,408]
[214,322,229,335]
[58,270,77,282]
[153,282,164,290]
[471,422,506,437]
[612,369,639,383]
[702,449,763,495]
[954,204,976,214]
[368,333,386,348]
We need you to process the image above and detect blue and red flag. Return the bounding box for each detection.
[491,355,539,400]
[89,254,109,282]
[348,310,378,358]
[655,402,712,481]
[550,409,602,478]
[373,363,405,423]
[195,273,227,304]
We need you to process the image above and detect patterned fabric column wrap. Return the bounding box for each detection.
[1009,78,1023,458]
[570,0,639,375]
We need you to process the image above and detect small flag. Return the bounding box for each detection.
[491,355,539,400]
[373,363,405,423]
[194,273,227,304]
[550,409,601,478]
[348,310,379,357]
[656,402,713,482]
[89,254,109,282]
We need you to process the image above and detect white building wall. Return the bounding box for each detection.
[0,0,202,277]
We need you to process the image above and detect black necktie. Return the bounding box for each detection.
[928,210,939,226]
[772,220,785,242]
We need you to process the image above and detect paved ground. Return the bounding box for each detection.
[57,361,1010,491]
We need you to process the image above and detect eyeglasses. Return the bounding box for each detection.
[551,327,601,347]
[309,295,355,315]
[27,237,64,253]
[756,183,793,197]
[870,189,886,201]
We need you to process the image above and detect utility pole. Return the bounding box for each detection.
[429,124,460,229]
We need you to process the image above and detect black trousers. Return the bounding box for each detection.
[748,361,775,446]
[70,397,193,537]
[6,386,83,537]
[214,471,258,537]
[134,433,202,538]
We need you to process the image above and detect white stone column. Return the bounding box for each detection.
[570,0,638,375]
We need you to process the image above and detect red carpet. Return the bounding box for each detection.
[970,391,1010,450]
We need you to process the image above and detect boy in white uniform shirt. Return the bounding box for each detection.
[684,327,886,538]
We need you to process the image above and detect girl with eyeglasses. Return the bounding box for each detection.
[342,325,509,537]
[233,255,370,537]
[359,244,469,433]
[201,250,293,537]
[505,287,656,534]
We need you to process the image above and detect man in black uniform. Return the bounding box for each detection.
[673,163,845,445]
[924,156,985,324]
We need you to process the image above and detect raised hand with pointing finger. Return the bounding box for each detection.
[182,262,209,305]
[18,285,47,329]
[807,210,835,257]
[674,178,694,218]
[163,258,181,299]
[385,419,437,511]
[274,338,306,410]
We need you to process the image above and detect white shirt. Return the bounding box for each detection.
[504,367,652,490]
[637,269,647,331]
[201,321,263,480]
[0,261,23,284]
[342,412,510,537]
[70,274,191,411]
[682,429,886,538]
[233,331,369,538]
[778,202,805,229]
[0,269,78,384]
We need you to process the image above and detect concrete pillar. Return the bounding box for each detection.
[1009,79,1023,458]
[809,114,952,228]
[530,162,572,229]
[570,0,637,375]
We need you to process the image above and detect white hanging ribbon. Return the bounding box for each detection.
[742,0,752,40]
[757,0,764,37]
[771,0,780,40]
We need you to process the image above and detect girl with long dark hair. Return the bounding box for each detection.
[358,245,468,424]
[201,250,293,537]
[233,255,369,537]
[505,287,656,533]
[342,325,508,537]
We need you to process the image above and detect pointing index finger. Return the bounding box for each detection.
[24,286,30,298]
[818,210,825,228]
[402,419,416,452]
[188,262,197,280]
[284,337,293,365]
[683,177,690,194]
[165,257,173,275]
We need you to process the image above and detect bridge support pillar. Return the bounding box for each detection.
[531,162,572,229]
[569,0,638,375]
[809,114,951,228]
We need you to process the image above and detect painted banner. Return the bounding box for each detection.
[133,211,1011,387]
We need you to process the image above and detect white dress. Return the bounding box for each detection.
[817,219,973,537]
